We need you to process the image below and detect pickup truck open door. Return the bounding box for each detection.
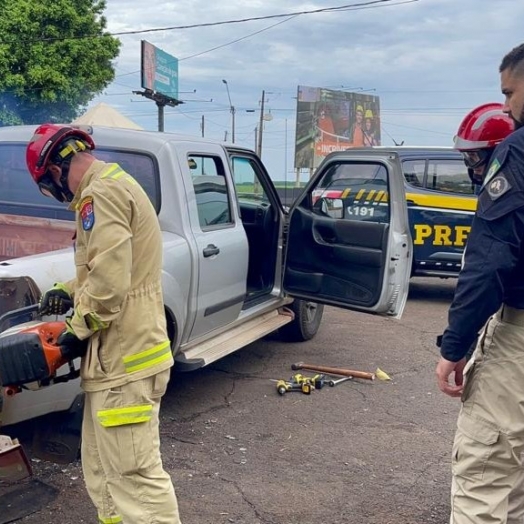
[283,150,412,318]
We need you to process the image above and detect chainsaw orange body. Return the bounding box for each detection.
[0,321,72,395]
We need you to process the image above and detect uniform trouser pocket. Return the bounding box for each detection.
[96,377,161,476]
[451,414,524,524]
[452,414,500,481]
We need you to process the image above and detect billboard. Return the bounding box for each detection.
[294,86,381,170]
[141,40,179,99]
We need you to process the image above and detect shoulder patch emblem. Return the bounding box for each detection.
[487,174,511,200]
[483,158,501,187]
[80,196,95,230]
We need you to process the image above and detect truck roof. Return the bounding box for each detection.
[0,124,255,155]
[323,145,461,162]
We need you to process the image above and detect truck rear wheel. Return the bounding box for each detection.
[279,300,324,342]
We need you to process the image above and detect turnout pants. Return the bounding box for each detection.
[81,369,181,524]
[451,306,524,524]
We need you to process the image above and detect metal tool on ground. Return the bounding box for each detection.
[328,376,353,387]
[273,373,327,395]
[275,378,312,395]
[291,362,376,381]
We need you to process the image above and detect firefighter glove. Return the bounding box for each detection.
[57,319,88,360]
[39,282,73,315]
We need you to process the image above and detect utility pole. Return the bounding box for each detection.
[284,118,288,183]
[201,115,205,137]
[257,89,265,157]
[222,79,236,143]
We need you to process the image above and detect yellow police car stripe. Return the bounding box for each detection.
[332,186,474,210]
[122,340,172,373]
[405,192,477,212]
[97,404,153,427]
[98,515,123,524]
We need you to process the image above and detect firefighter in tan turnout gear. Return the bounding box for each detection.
[26,124,182,524]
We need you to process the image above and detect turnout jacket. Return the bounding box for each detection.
[68,160,173,392]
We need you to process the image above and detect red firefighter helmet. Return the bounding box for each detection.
[26,124,95,183]
[454,103,514,151]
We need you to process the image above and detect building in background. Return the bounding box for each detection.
[294,86,381,170]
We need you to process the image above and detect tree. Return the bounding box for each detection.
[0,0,120,125]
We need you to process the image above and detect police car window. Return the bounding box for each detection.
[0,143,74,220]
[313,162,389,223]
[94,149,159,210]
[426,160,473,195]
[402,160,425,188]
[188,154,232,229]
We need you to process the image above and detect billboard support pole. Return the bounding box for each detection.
[133,90,183,132]
[157,101,164,132]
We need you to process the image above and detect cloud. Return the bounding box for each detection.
[87,0,524,175]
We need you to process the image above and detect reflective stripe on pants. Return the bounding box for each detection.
[82,369,181,524]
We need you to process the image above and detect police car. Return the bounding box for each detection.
[311,147,476,278]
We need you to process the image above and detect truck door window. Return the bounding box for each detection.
[230,156,270,203]
[188,154,233,229]
[95,149,159,210]
[313,162,390,223]
[426,160,473,195]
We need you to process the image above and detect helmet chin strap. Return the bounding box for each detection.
[58,157,75,202]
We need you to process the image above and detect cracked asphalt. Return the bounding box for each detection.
[1,277,460,523]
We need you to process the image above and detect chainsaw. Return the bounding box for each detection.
[0,305,80,396]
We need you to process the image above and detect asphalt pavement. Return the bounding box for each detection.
[0,277,459,524]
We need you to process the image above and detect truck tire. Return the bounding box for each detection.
[279,300,324,342]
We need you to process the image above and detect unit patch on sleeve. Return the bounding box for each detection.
[487,174,511,201]
[80,196,95,230]
[483,158,501,187]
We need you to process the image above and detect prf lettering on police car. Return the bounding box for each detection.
[413,224,471,246]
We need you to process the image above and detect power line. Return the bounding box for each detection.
[0,0,417,43]
[115,14,299,80]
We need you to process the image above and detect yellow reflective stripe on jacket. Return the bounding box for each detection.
[98,515,123,524]
[122,340,171,373]
[97,404,153,427]
[100,164,122,179]
[101,164,137,185]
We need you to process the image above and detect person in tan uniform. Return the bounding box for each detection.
[436,42,524,524]
[26,124,182,524]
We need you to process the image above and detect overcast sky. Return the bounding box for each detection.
[91,0,524,179]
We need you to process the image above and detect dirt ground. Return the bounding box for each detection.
[1,277,459,523]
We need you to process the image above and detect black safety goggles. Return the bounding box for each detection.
[37,173,67,202]
[462,149,491,169]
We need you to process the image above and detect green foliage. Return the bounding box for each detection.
[0,0,120,125]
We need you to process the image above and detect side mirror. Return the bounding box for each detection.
[313,197,343,219]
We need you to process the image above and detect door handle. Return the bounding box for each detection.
[203,244,220,257]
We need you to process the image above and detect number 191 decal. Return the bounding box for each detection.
[346,205,375,217]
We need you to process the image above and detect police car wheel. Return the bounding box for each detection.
[279,300,324,342]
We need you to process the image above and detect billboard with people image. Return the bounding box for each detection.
[294,86,380,169]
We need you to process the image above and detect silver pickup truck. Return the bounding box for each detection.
[0,126,412,432]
